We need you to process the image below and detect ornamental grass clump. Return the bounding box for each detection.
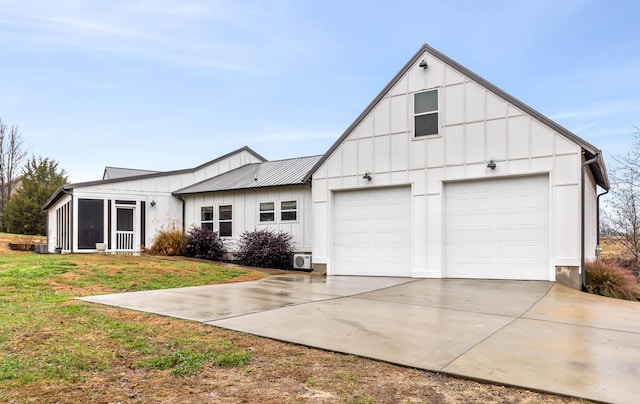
[148,227,186,256]
[585,260,640,301]
[183,227,226,261]
[237,229,294,269]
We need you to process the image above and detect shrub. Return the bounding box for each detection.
[585,260,640,301]
[183,227,226,261]
[148,228,186,256]
[601,257,638,277]
[236,229,294,269]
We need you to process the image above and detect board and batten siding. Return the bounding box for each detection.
[312,51,585,279]
[45,148,263,252]
[182,185,313,252]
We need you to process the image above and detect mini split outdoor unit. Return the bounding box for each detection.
[293,254,312,270]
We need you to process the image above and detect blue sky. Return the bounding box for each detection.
[0,0,638,182]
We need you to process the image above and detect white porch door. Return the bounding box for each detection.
[116,207,135,251]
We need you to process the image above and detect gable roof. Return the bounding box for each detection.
[43,146,267,209]
[173,155,322,195]
[103,166,160,180]
[304,44,609,190]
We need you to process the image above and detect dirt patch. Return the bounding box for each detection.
[0,233,45,254]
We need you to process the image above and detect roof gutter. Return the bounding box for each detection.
[175,195,186,232]
[581,151,600,291]
[596,188,610,255]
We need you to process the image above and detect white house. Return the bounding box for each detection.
[306,44,608,288]
[44,44,609,289]
[44,147,267,253]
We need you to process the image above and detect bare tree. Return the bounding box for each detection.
[0,119,27,231]
[608,126,640,274]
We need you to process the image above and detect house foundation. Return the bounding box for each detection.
[555,266,581,290]
[312,263,327,275]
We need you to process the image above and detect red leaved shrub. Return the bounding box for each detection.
[183,227,226,261]
[236,229,293,269]
[585,260,640,301]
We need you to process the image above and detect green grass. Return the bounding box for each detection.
[334,371,357,381]
[0,253,254,392]
[136,337,252,376]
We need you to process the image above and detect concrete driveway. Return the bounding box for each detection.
[80,274,640,404]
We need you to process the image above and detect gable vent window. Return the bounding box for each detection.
[201,206,214,231]
[219,205,232,237]
[281,200,297,221]
[259,202,275,222]
[414,89,439,137]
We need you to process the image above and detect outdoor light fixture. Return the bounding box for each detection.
[150,200,156,207]
[363,172,372,181]
[419,59,428,69]
[487,159,497,170]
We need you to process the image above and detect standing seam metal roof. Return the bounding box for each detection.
[173,155,322,195]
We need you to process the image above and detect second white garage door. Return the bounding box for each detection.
[444,175,549,280]
[333,186,411,276]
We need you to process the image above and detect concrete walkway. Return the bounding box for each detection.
[80,274,640,404]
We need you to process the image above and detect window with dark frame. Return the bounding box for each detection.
[414,89,438,136]
[219,205,232,237]
[201,206,214,231]
[259,202,275,222]
[281,200,297,221]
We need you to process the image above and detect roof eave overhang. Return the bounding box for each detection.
[42,185,72,210]
[584,149,610,190]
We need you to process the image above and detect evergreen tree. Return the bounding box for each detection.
[4,156,67,235]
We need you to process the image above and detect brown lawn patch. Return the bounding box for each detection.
[600,236,627,260]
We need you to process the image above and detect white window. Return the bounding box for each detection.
[259,202,275,222]
[201,206,213,231]
[281,200,297,221]
[219,205,232,237]
[414,89,438,137]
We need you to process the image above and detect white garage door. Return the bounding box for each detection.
[444,175,549,280]
[333,186,411,276]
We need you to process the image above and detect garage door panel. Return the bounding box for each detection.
[518,227,539,241]
[445,175,549,280]
[497,196,517,209]
[333,187,411,276]
[472,245,491,258]
[472,213,490,226]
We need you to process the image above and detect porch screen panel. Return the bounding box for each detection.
[55,201,72,250]
[140,201,146,249]
[117,208,134,231]
[78,199,104,249]
[107,200,112,250]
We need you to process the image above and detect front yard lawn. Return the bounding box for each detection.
[0,254,260,391]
